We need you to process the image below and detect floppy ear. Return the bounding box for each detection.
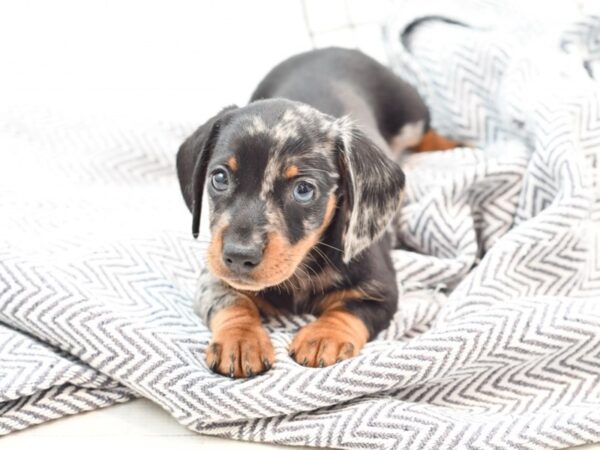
[335,117,405,263]
[176,105,237,238]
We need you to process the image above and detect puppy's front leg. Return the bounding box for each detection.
[289,289,386,367]
[289,308,368,367]
[195,269,274,378]
[207,298,274,378]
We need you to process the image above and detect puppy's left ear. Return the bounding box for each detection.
[176,105,238,238]
[335,117,405,262]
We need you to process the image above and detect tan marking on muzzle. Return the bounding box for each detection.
[207,194,337,291]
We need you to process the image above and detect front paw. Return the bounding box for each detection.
[289,315,367,367]
[206,326,275,378]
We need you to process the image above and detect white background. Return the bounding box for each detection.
[0,0,316,120]
[0,0,396,121]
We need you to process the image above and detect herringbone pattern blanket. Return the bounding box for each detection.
[1,1,599,448]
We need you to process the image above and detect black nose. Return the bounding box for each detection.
[222,241,262,274]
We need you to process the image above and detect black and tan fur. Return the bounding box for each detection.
[177,47,459,378]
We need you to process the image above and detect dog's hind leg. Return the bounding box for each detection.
[412,129,464,152]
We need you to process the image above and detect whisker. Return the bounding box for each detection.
[302,262,321,294]
[297,168,338,176]
[317,241,343,253]
[313,245,335,271]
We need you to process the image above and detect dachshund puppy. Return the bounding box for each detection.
[176,47,457,378]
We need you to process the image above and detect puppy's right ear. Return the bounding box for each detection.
[176,105,237,238]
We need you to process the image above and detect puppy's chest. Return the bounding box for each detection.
[259,267,343,315]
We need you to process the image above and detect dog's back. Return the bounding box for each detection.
[251,47,430,152]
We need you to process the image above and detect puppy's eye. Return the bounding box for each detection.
[293,181,315,203]
[211,169,229,191]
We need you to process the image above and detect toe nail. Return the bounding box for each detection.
[246,368,254,378]
[262,359,272,370]
[318,359,325,368]
[302,357,308,366]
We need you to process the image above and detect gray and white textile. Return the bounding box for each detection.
[1,0,599,448]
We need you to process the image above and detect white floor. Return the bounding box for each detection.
[1,398,312,450]
[2,398,599,450]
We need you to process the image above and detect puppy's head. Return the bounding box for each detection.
[177,99,404,291]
